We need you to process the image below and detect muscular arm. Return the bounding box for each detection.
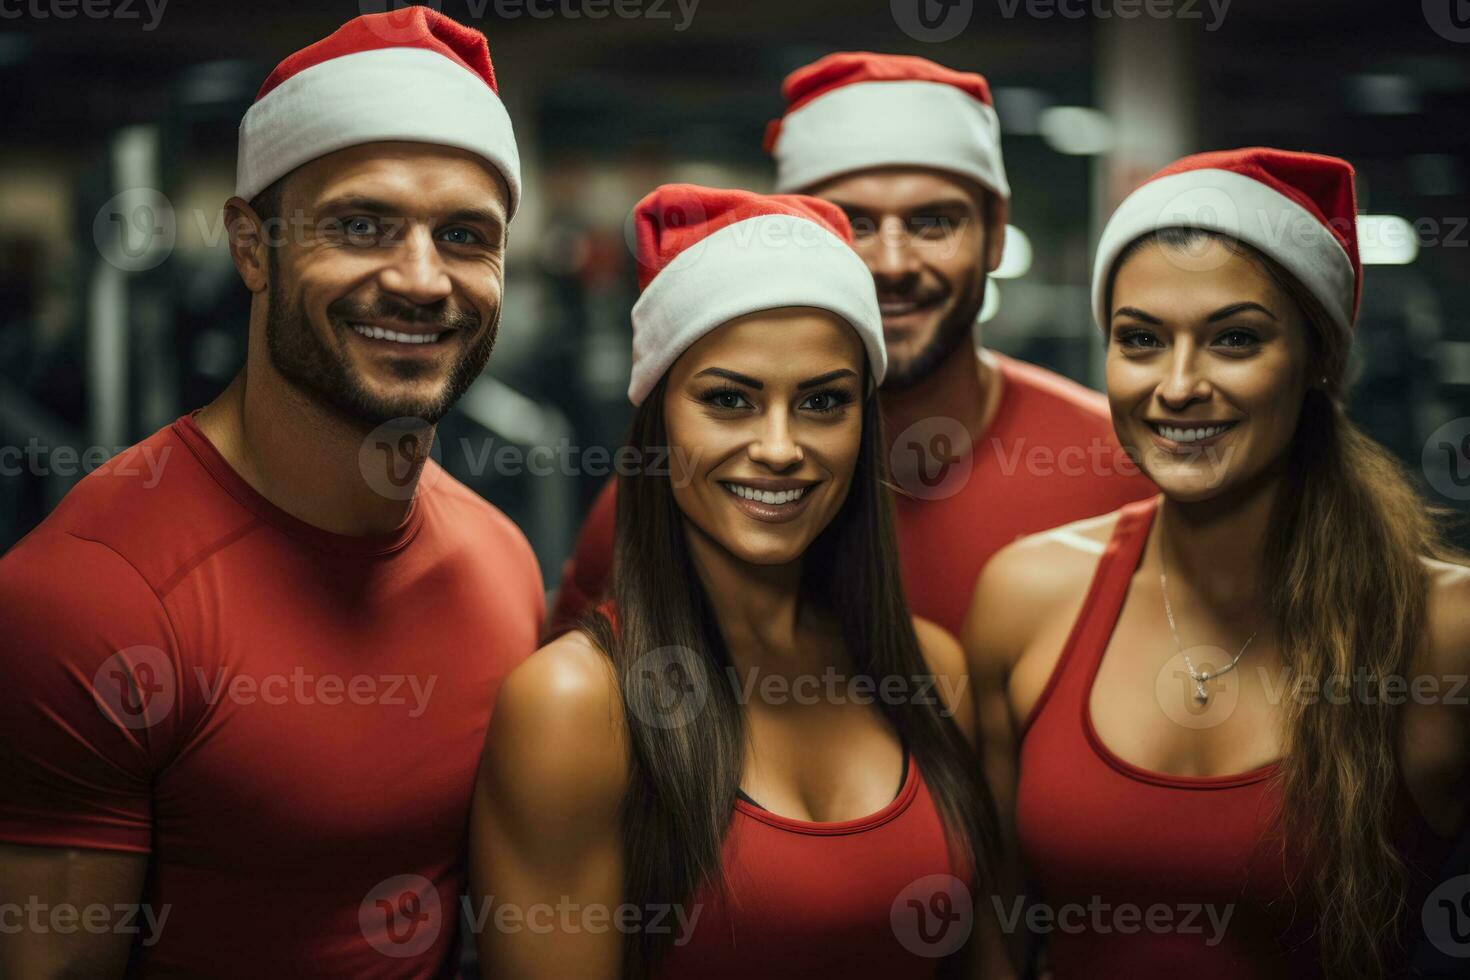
[0,533,174,979]
[960,548,1036,976]
[1411,561,1470,834]
[960,524,1111,976]
[913,617,975,742]
[470,632,629,978]
[0,845,146,979]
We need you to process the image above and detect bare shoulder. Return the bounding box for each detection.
[962,509,1124,673]
[1423,557,1470,679]
[913,616,965,679]
[911,616,973,738]
[481,630,628,824]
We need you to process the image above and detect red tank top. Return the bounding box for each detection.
[1016,497,1455,978]
[588,602,978,977]
[656,757,976,978]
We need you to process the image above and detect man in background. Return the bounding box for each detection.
[550,52,1155,638]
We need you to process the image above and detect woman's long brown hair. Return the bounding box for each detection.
[1112,228,1461,978]
[584,374,999,978]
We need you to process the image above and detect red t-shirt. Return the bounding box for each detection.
[549,353,1156,638]
[0,414,544,977]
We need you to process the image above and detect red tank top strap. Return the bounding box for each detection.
[1019,496,1160,738]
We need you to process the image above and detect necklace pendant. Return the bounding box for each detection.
[1192,683,1209,706]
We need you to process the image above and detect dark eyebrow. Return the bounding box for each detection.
[797,369,858,390]
[825,198,975,219]
[695,367,763,389]
[315,198,505,234]
[444,207,506,232]
[1111,306,1162,324]
[902,198,975,215]
[316,195,396,214]
[1207,302,1277,323]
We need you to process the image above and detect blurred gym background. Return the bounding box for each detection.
[3,0,1469,583]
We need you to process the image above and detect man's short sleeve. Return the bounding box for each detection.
[0,528,183,853]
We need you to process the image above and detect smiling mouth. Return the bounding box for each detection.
[877,293,945,319]
[721,482,811,505]
[1147,421,1238,444]
[349,323,450,346]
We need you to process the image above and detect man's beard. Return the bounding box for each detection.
[264,257,497,428]
[879,272,988,391]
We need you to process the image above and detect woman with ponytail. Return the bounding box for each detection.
[471,185,1008,978]
[964,148,1468,978]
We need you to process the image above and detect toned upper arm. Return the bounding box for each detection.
[912,617,975,744]
[0,531,173,978]
[470,630,629,979]
[0,844,147,978]
[960,517,1114,815]
[963,517,1116,735]
[958,519,1112,974]
[1424,560,1470,749]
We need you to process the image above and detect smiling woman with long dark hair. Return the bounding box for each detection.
[965,148,1470,979]
[470,185,1006,979]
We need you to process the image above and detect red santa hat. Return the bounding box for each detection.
[236,8,521,216]
[764,52,1009,200]
[1092,147,1360,336]
[628,184,885,406]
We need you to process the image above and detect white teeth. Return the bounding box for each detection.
[724,483,808,505]
[351,324,442,345]
[1157,423,1231,443]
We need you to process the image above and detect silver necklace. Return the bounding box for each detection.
[1158,530,1256,706]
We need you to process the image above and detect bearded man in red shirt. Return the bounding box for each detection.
[0,10,542,978]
